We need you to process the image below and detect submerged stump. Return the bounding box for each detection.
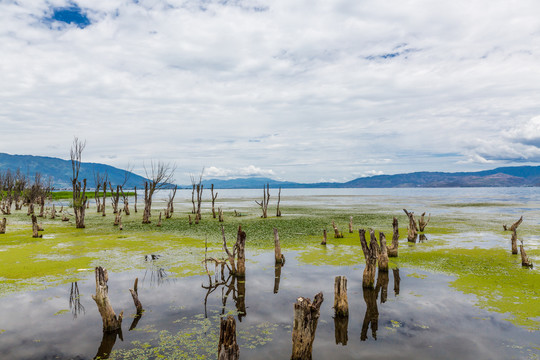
[387,217,399,257]
[333,276,348,317]
[359,229,377,288]
[291,292,324,360]
[274,228,285,264]
[218,315,239,360]
[92,266,123,332]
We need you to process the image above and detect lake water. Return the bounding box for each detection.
[1,187,539,359]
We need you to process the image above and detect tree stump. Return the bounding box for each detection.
[218,315,239,360]
[31,215,42,238]
[189,215,192,225]
[91,267,123,332]
[236,227,246,276]
[274,228,285,264]
[113,209,122,226]
[129,278,143,315]
[333,276,348,317]
[418,212,430,232]
[374,230,389,272]
[291,292,324,360]
[0,217,6,234]
[403,209,418,242]
[359,229,377,288]
[218,207,224,222]
[321,229,327,245]
[276,187,282,217]
[520,242,533,268]
[511,229,518,255]
[387,217,399,257]
[348,216,353,233]
[50,204,56,219]
[332,221,343,238]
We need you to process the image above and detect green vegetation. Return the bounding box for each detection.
[50,191,136,200]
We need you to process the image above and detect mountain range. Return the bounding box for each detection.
[1,152,540,189]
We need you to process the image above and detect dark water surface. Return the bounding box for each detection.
[0,250,538,359]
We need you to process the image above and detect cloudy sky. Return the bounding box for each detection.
[1,0,540,183]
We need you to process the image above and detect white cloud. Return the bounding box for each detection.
[1,0,540,182]
[205,165,275,179]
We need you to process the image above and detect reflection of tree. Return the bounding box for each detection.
[375,271,389,304]
[393,268,400,296]
[94,329,123,360]
[142,255,169,287]
[69,282,85,319]
[361,286,378,341]
[334,316,348,345]
[419,234,428,243]
[202,271,246,321]
[274,262,283,294]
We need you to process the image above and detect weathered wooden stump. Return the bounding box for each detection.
[31,215,42,238]
[332,221,343,238]
[0,217,6,234]
[387,217,399,257]
[348,216,353,233]
[113,209,122,226]
[520,241,533,268]
[129,278,143,315]
[274,228,285,264]
[291,292,324,360]
[418,212,430,232]
[403,209,418,242]
[91,267,123,332]
[218,315,239,360]
[511,229,519,254]
[236,227,246,276]
[333,276,348,317]
[359,229,377,288]
[374,230,389,272]
[321,229,327,245]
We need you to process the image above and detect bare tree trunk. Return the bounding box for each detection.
[387,217,399,257]
[418,212,430,232]
[218,207,224,222]
[291,292,324,360]
[73,178,88,228]
[32,214,42,238]
[273,227,285,264]
[211,184,218,219]
[222,225,236,274]
[114,209,122,226]
[511,229,518,255]
[133,186,137,213]
[0,217,6,234]
[142,182,152,224]
[374,230,389,272]
[91,267,123,332]
[520,242,533,268]
[129,278,143,315]
[236,227,246,276]
[276,187,282,217]
[403,209,418,242]
[196,184,203,220]
[332,221,343,238]
[334,276,348,317]
[191,184,196,214]
[157,212,162,227]
[348,216,353,233]
[218,315,239,360]
[359,229,377,288]
[102,181,107,217]
[321,229,327,245]
[255,184,270,218]
[50,204,56,219]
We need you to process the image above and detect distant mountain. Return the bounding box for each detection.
[202,166,540,189]
[0,153,147,189]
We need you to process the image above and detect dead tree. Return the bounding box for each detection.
[520,241,533,268]
[142,161,175,224]
[157,212,162,227]
[332,221,343,238]
[32,214,42,238]
[120,187,130,216]
[372,230,389,272]
[403,209,418,242]
[92,266,123,332]
[273,227,285,264]
[359,229,377,288]
[222,225,246,276]
[387,217,399,257]
[334,276,348,317]
[93,171,108,213]
[504,216,523,255]
[255,183,270,218]
[114,209,122,226]
[276,187,282,217]
[101,181,107,217]
[218,315,239,360]
[133,186,137,213]
[218,207,224,222]
[211,184,218,219]
[274,262,283,294]
[0,217,6,234]
[71,137,88,228]
[165,185,177,219]
[321,229,327,245]
[348,216,353,233]
[291,292,324,360]
[109,183,121,214]
[129,278,143,315]
[418,212,431,232]
[190,169,204,221]
[50,204,56,219]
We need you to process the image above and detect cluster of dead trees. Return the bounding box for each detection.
[503,216,533,268]
[0,169,53,217]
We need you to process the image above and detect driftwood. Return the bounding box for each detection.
[129,278,143,315]
[321,229,327,245]
[218,315,239,360]
[0,217,6,234]
[520,241,533,268]
[348,216,353,233]
[387,217,399,257]
[291,292,324,360]
[403,209,418,242]
[418,212,430,232]
[332,221,343,238]
[359,229,377,288]
[333,276,348,317]
[255,184,270,218]
[91,267,123,332]
[273,228,285,264]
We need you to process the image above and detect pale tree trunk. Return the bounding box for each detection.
[274,227,285,264]
[334,276,348,317]
[359,229,377,288]
[387,217,399,257]
[276,187,282,217]
[0,217,6,234]
[291,292,324,360]
[91,267,123,332]
[403,209,418,242]
[418,212,430,232]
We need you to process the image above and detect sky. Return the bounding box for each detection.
[1,0,540,184]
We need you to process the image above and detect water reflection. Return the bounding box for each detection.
[274,262,283,294]
[419,234,428,243]
[142,254,169,287]
[69,282,85,319]
[94,329,123,360]
[361,270,392,341]
[393,268,401,296]
[334,316,348,345]
[202,272,247,321]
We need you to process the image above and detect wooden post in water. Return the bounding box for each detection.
[403,209,418,242]
[235,226,246,276]
[332,221,343,238]
[375,231,389,272]
[418,212,430,232]
[274,262,283,294]
[321,229,327,245]
[334,276,348,317]
[387,217,399,257]
[520,241,533,268]
[274,228,285,264]
[91,267,123,332]
[359,229,377,288]
[31,215,42,238]
[218,315,239,360]
[129,278,143,315]
[291,292,324,360]
[0,217,6,234]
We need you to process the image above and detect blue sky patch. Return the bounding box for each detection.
[48,5,90,29]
